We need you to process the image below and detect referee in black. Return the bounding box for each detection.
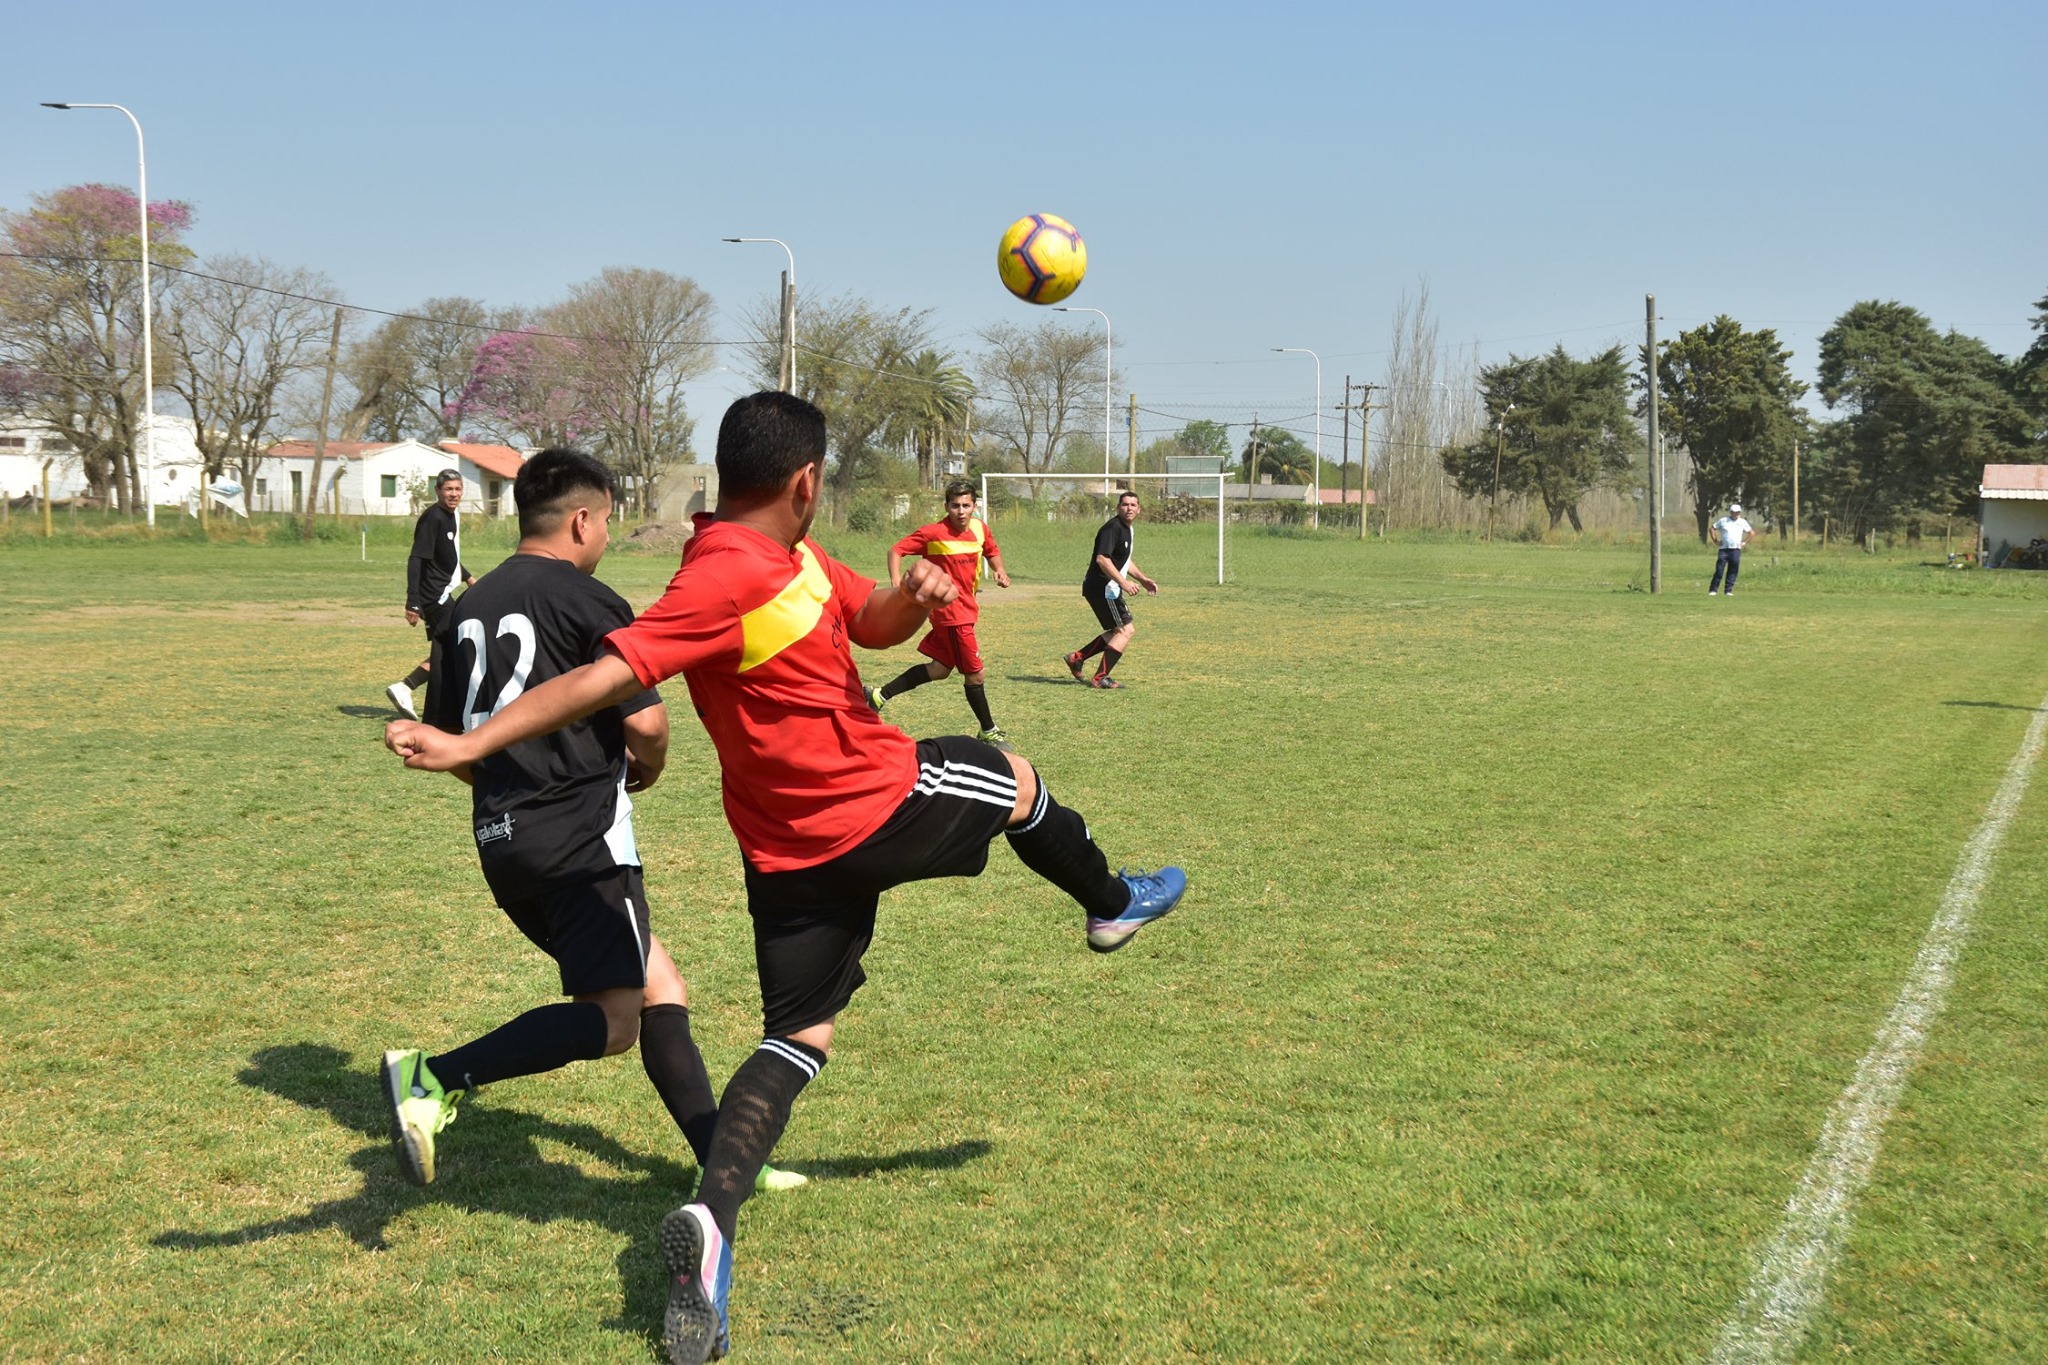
[386,468,474,719]
[1062,489,1158,689]
[382,448,800,1196]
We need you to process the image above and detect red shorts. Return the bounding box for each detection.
[917,622,985,675]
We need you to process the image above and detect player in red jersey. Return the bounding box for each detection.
[386,392,1186,1365]
[865,480,1012,745]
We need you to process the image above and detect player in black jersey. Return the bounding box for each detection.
[385,469,474,719]
[1063,490,1158,689]
[381,448,801,1196]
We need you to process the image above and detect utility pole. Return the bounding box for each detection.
[1646,294,1661,593]
[1336,382,1390,540]
[1488,404,1513,541]
[1340,375,1352,521]
[1128,392,1137,476]
[303,307,344,540]
[1791,439,1800,545]
[778,270,795,392]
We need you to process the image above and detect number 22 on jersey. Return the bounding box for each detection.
[456,614,537,731]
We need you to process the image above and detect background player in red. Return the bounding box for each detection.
[865,479,1012,745]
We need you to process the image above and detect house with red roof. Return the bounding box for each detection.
[249,439,529,517]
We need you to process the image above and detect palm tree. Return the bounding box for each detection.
[892,349,976,488]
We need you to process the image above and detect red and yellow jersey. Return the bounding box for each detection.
[893,516,1000,626]
[606,516,917,872]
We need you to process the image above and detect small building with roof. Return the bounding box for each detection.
[1978,464,2048,566]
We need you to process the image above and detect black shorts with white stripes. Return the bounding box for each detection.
[742,735,1020,1035]
[496,863,652,997]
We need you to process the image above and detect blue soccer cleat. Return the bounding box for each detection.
[1087,866,1187,953]
[661,1203,731,1363]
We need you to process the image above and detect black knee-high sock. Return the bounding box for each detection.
[1073,636,1108,662]
[403,664,431,688]
[882,663,936,700]
[640,1004,718,1166]
[697,1039,826,1240]
[427,1001,608,1093]
[1004,782,1129,919]
[964,683,995,730]
[1096,646,1124,677]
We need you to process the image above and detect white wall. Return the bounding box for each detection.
[1982,500,2048,564]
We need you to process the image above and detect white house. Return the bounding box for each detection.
[0,414,208,509]
[1979,464,2048,565]
[250,440,528,517]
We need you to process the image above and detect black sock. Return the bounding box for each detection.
[697,1038,826,1241]
[964,683,995,730]
[427,1001,608,1093]
[640,1004,718,1167]
[1073,637,1108,663]
[402,665,430,689]
[1097,646,1123,677]
[882,663,936,700]
[1004,781,1129,919]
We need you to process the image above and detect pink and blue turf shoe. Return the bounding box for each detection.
[1087,866,1187,953]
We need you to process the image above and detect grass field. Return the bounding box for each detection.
[3,522,2046,1362]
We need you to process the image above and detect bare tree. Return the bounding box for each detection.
[544,268,715,515]
[162,254,339,503]
[341,296,506,441]
[972,319,1108,473]
[1383,284,1484,529]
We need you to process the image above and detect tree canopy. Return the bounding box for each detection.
[1653,315,1808,541]
[1441,345,1640,530]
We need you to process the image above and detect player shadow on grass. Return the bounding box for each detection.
[153,1044,991,1348]
[336,703,403,720]
[1004,673,1102,687]
[1941,699,2046,712]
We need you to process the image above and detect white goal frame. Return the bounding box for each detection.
[978,470,1227,585]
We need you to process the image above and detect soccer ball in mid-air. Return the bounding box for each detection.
[998,213,1087,304]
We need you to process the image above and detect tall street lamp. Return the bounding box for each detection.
[1056,306,1113,492]
[1272,347,1322,526]
[1488,402,1516,541]
[43,101,157,526]
[722,237,796,393]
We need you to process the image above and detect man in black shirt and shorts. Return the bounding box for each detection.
[386,469,474,720]
[1063,489,1159,689]
[381,448,799,1196]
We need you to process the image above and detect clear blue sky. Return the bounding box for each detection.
[5,0,2042,449]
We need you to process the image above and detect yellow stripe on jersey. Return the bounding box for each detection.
[738,542,833,673]
[924,521,987,587]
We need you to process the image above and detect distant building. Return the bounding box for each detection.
[652,463,718,523]
[250,439,529,517]
[1979,464,2048,565]
[0,414,207,508]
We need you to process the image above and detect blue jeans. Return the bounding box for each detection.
[1710,547,1742,593]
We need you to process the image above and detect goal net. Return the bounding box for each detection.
[978,471,1227,586]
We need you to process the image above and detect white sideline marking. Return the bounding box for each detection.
[1709,695,2048,1363]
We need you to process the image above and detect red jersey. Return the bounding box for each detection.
[893,516,999,626]
[606,517,918,872]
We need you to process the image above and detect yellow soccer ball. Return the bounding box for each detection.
[997,213,1087,305]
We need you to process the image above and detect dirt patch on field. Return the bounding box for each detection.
[58,600,402,628]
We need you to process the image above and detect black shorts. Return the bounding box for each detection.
[1086,583,1133,633]
[496,863,652,996]
[743,736,1019,1036]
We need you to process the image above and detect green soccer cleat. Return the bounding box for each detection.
[864,684,887,713]
[382,1049,463,1185]
[756,1165,808,1194]
[976,725,1012,751]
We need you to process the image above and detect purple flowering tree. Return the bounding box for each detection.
[449,328,597,450]
[0,183,194,511]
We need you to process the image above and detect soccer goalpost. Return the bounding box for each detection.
[978,471,1228,585]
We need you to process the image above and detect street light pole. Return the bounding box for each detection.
[1272,348,1322,526]
[723,237,796,393]
[1056,306,1113,493]
[1488,403,1515,541]
[44,101,156,526]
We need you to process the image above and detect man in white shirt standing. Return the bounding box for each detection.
[1709,502,1754,596]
